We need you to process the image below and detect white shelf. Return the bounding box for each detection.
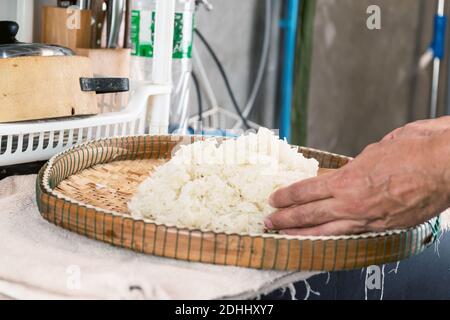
[0,84,171,166]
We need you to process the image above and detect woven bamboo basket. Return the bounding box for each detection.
[36,135,441,272]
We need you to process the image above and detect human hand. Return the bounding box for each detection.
[382,116,450,141]
[265,133,450,236]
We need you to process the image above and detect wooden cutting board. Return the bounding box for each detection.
[0,56,98,122]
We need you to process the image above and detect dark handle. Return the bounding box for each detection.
[0,21,19,45]
[79,77,129,94]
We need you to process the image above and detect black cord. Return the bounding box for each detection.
[194,28,250,129]
[191,71,203,122]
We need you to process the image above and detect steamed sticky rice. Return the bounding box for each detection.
[128,128,319,234]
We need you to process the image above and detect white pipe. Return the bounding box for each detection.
[16,0,34,42]
[150,0,175,134]
[173,71,191,132]
[430,58,440,118]
[438,0,445,16]
[430,0,445,118]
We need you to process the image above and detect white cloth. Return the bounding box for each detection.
[0,175,317,300]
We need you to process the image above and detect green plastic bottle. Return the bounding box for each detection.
[130,0,196,132]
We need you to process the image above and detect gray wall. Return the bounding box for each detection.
[307,0,444,156]
[191,0,281,128]
[194,1,258,116]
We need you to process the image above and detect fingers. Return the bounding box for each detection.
[269,175,333,209]
[279,220,367,236]
[265,198,341,230]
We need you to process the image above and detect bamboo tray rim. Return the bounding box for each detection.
[41,134,437,241]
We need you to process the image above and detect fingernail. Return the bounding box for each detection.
[264,218,274,229]
[268,194,275,207]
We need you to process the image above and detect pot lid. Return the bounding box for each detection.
[0,21,74,58]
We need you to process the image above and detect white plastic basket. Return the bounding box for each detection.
[0,84,170,166]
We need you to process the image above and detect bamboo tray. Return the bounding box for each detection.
[36,135,441,271]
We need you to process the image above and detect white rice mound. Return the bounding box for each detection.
[128,128,319,234]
